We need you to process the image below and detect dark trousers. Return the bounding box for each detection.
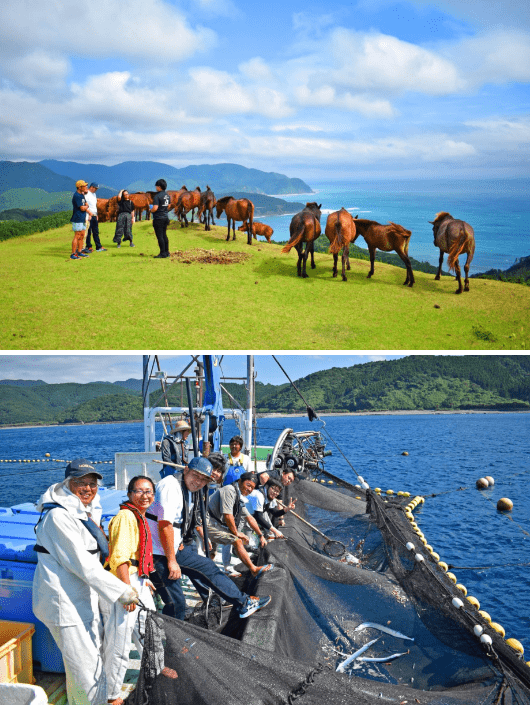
[154,546,246,620]
[86,216,102,249]
[153,218,169,256]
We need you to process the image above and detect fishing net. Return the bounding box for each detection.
[127,478,530,705]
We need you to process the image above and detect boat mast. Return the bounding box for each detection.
[142,355,150,452]
[243,355,255,455]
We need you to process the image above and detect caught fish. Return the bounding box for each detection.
[336,638,379,672]
[357,652,408,662]
[354,622,414,642]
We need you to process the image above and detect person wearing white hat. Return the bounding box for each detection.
[32,458,139,705]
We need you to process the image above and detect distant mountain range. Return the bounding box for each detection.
[1,356,529,427]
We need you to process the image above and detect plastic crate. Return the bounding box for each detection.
[0,620,35,684]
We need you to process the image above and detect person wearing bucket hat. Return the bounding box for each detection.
[32,458,139,705]
[70,180,90,260]
[147,457,272,621]
[160,419,192,478]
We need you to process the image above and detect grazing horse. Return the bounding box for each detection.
[177,187,201,227]
[238,221,273,243]
[130,192,152,221]
[198,186,216,231]
[325,208,356,281]
[215,196,254,245]
[281,202,322,278]
[353,218,414,287]
[430,211,475,294]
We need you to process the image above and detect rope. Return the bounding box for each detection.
[447,562,530,570]
[271,356,319,422]
[282,663,325,704]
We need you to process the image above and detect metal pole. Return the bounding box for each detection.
[244,355,254,454]
[185,378,209,554]
[142,356,150,452]
[185,378,199,457]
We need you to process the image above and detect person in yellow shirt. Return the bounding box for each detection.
[101,476,157,705]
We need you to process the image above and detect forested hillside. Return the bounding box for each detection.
[1,356,528,427]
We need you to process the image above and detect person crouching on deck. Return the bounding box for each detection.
[147,457,272,620]
[100,476,158,705]
[208,472,274,578]
[32,459,139,705]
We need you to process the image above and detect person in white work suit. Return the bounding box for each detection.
[32,459,139,705]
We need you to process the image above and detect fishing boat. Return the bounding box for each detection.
[1,355,529,704]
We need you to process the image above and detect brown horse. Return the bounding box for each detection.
[215,196,254,245]
[430,211,475,294]
[130,192,152,221]
[167,186,188,215]
[107,196,119,222]
[238,221,273,243]
[96,198,109,222]
[198,186,216,231]
[281,202,322,278]
[325,208,356,281]
[353,218,414,287]
[177,187,201,227]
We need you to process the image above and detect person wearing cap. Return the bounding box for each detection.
[147,457,271,621]
[70,180,90,260]
[32,459,139,705]
[84,183,106,253]
[160,419,191,478]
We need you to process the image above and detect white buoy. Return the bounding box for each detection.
[476,478,489,490]
[485,476,494,485]
[361,482,370,490]
[497,498,513,511]
[452,597,464,609]
[473,625,484,637]
[406,542,415,552]
[480,634,492,646]
[415,554,424,563]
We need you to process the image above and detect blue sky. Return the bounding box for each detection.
[0,354,406,386]
[0,0,529,179]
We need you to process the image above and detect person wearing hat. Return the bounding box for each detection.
[160,419,191,478]
[32,459,139,705]
[70,180,90,260]
[147,456,272,620]
[84,183,106,253]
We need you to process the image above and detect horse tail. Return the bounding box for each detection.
[447,227,468,271]
[329,219,343,255]
[281,226,304,253]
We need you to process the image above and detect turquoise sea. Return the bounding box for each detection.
[1,412,528,648]
[237,178,530,273]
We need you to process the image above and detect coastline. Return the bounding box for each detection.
[2,407,529,430]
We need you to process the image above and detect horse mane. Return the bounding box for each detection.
[433,211,452,222]
[388,222,411,237]
[216,196,232,206]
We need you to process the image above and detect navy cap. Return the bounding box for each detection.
[89,183,99,189]
[187,456,213,479]
[65,458,103,480]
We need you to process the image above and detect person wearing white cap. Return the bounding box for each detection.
[32,459,139,705]
[160,419,191,478]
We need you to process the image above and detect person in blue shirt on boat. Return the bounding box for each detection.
[32,459,139,705]
[160,419,191,478]
[223,436,269,487]
[147,457,271,621]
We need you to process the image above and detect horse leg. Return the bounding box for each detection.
[332,253,338,277]
[295,244,303,277]
[397,247,414,287]
[435,251,443,280]
[454,259,463,294]
[341,248,347,282]
[464,254,471,292]
[302,244,310,278]
[226,219,230,241]
[310,243,316,269]
[232,220,236,241]
[367,246,375,278]
[346,243,351,270]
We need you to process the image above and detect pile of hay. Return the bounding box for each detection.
[170,249,251,265]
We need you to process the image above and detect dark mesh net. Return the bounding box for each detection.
[127,479,530,705]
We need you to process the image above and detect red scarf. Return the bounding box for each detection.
[119,502,154,577]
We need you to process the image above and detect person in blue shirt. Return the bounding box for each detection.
[70,180,90,260]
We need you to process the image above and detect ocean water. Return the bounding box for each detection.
[227,178,530,273]
[1,413,529,646]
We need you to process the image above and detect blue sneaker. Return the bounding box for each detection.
[130,243,135,247]
[238,595,271,618]
[76,251,89,257]
[70,253,80,260]
[95,247,107,252]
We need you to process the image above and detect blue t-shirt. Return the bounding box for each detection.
[71,191,86,223]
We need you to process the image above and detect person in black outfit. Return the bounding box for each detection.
[113,190,135,248]
[151,178,170,258]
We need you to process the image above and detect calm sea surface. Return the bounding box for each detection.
[218,179,530,273]
[1,413,529,646]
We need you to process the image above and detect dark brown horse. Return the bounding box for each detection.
[238,221,273,243]
[130,192,152,221]
[281,202,322,278]
[430,211,475,293]
[198,186,216,231]
[353,218,414,287]
[325,208,356,281]
[177,187,201,227]
[215,196,254,245]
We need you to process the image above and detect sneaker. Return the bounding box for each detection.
[117,243,121,248]
[130,243,135,247]
[95,247,107,252]
[238,595,271,618]
[82,247,93,253]
[70,253,80,260]
[76,251,89,257]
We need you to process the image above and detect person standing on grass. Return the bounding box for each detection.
[151,178,170,259]
[113,190,135,248]
[84,183,106,253]
[70,180,90,260]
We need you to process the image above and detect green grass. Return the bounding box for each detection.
[1,220,528,350]
[0,188,72,212]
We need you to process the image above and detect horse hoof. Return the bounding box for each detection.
[342,277,347,282]
[455,290,463,295]
[434,275,441,281]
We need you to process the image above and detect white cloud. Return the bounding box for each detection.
[2,50,69,90]
[0,0,215,65]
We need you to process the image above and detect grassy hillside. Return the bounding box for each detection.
[1,356,529,426]
[0,188,73,212]
[0,219,528,349]
[0,161,76,192]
